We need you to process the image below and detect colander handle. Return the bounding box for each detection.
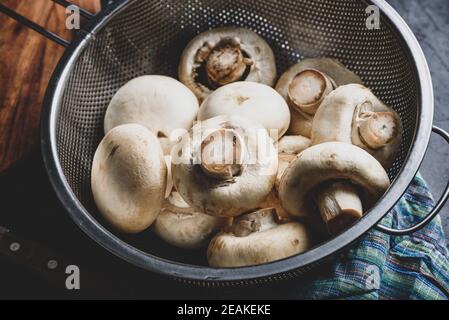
[376,126,449,236]
[0,0,95,47]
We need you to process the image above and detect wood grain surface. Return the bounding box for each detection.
[0,0,101,173]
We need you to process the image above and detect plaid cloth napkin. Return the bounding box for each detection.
[296,173,449,300]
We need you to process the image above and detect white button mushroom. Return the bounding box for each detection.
[104,75,199,155]
[153,192,229,249]
[207,208,312,267]
[276,58,362,138]
[279,142,390,235]
[91,124,167,233]
[312,84,402,168]
[179,27,277,102]
[198,82,291,140]
[171,115,278,217]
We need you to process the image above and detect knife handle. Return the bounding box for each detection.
[0,227,75,290]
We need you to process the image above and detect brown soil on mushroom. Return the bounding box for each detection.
[236,96,250,105]
[107,145,120,159]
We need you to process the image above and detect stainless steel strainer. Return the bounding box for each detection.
[2,0,449,285]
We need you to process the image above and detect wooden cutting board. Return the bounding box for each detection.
[0,0,101,173]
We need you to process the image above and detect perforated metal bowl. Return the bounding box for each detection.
[3,0,448,285]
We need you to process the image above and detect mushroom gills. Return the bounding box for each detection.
[314,181,363,235]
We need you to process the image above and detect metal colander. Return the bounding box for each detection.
[5,0,445,284]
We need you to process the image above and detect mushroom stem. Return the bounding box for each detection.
[227,208,278,237]
[200,128,246,180]
[199,37,253,87]
[358,111,399,149]
[288,69,334,115]
[314,181,363,235]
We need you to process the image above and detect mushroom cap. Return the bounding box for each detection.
[276,58,362,99]
[279,142,390,218]
[179,27,276,102]
[198,82,291,139]
[276,135,311,155]
[311,84,402,168]
[288,110,314,138]
[104,75,199,154]
[207,209,312,267]
[154,192,228,249]
[276,58,362,137]
[171,115,278,217]
[91,124,167,233]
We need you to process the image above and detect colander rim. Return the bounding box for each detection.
[41,0,434,283]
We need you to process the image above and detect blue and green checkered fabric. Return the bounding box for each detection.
[298,174,449,300]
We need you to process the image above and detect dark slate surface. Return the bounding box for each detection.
[387,0,449,239]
